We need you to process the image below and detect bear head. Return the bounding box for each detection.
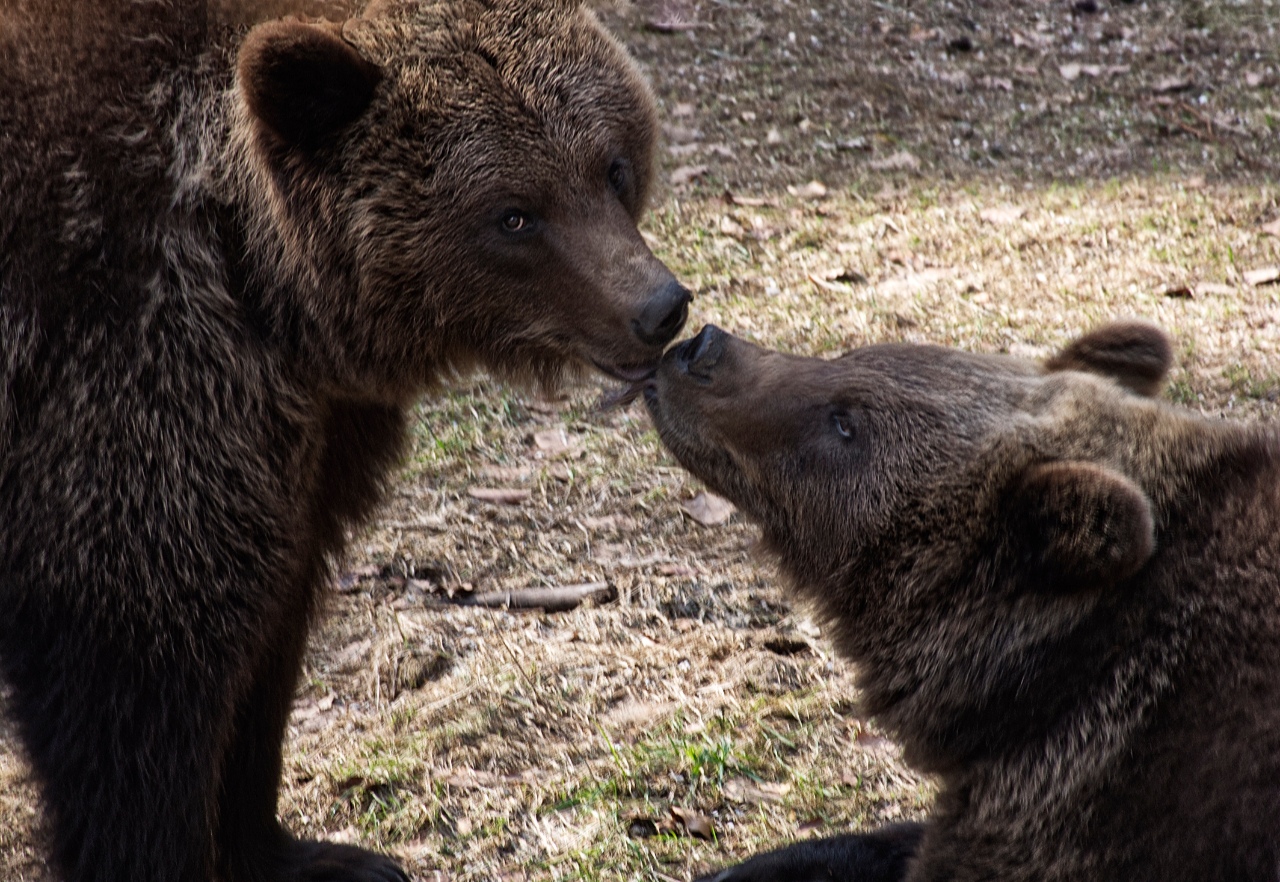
[233,0,687,401]
[644,321,1208,771]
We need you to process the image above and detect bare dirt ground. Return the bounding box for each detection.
[3,1,1279,879]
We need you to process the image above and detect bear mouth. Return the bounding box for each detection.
[593,359,658,383]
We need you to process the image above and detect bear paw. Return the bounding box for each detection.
[273,838,409,882]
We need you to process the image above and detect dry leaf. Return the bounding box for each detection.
[530,428,574,457]
[837,136,870,151]
[1244,266,1280,287]
[1194,282,1237,297]
[1260,219,1280,238]
[809,267,868,293]
[868,150,920,171]
[479,465,531,482]
[1153,75,1193,94]
[670,101,696,117]
[1058,63,1081,82]
[680,491,736,526]
[670,164,709,186]
[658,562,696,577]
[787,180,828,200]
[719,215,746,237]
[1011,30,1052,49]
[725,192,774,208]
[526,396,566,414]
[878,267,955,296]
[851,727,901,758]
[979,205,1027,225]
[664,124,702,145]
[604,699,679,729]
[669,806,715,840]
[722,777,790,804]
[467,487,530,505]
[579,514,639,533]
[645,12,696,33]
[808,274,848,294]
[444,768,501,790]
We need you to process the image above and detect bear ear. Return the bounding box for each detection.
[238,20,383,150]
[1006,461,1155,592]
[1044,320,1173,397]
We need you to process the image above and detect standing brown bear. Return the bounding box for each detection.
[0,1,689,880]
[646,323,1280,882]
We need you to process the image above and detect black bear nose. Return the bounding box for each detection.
[633,280,691,347]
[675,324,726,379]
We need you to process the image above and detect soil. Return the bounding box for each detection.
[615,0,1279,190]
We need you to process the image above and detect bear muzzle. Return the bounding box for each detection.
[632,280,693,350]
[669,323,728,381]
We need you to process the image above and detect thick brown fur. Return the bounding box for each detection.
[646,323,1280,882]
[0,2,688,880]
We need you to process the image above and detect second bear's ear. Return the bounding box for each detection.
[238,21,383,150]
[1044,321,1173,397]
[1006,461,1155,592]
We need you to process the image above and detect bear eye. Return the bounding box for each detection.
[500,209,530,234]
[607,159,629,196]
[832,411,857,441]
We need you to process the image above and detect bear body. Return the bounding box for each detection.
[0,2,688,880]
[646,323,1280,881]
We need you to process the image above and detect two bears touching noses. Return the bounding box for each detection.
[1,1,1277,882]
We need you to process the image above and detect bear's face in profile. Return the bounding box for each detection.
[236,0,685,398]
[647,322,1184,769]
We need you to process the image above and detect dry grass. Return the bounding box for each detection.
[3,1,1279,880]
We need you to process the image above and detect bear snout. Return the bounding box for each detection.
[670,323,728,381]
[632,279,692,348]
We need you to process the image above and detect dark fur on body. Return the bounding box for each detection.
[646,322,1280,881]
[0,1,686,880]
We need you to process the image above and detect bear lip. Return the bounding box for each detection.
[592,359,657,384]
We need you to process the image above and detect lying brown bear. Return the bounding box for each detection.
[645,322,1280,882]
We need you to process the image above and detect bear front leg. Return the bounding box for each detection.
[695,823,925,882]
[215,584,407,882]
[0,599,234,882]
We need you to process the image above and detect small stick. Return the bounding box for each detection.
[432,582,616,613]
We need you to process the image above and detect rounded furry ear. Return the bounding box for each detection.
[1044,320,1173,397]
[1007,461,1155,591]
[238,20,382,150]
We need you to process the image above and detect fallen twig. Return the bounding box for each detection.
[430,582,615,613]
